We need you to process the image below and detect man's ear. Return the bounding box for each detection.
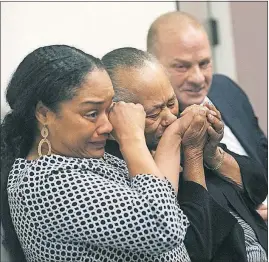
[35,101,52,125]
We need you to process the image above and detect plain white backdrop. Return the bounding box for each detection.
[1,2,267,132]
[1,2,176,118]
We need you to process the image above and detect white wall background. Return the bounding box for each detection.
[2,2,267,135]
[1,2,176,118]
[230,2,268,135]
[179,2,238,81]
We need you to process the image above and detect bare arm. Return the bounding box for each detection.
[182,112,209,190]
[109,102,164,179]
[120,137,164,179]
[203,103,242,186]
[153,112,197,193]
[153,132,181,193]
[153,108,209,193]
[178,105,212,189]
[205,146,242,187]
[183,149,207,189]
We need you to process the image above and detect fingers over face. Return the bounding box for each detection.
[181,104,209,117]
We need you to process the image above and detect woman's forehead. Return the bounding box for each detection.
[74,70,114,101]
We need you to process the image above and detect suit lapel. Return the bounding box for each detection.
[208,91,258,163]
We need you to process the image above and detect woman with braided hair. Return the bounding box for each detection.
[1,45,192,262]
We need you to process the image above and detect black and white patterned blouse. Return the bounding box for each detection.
[8,153,190,262]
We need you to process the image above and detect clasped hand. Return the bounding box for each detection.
[168,103,224,157]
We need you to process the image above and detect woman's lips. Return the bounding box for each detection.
[89,141,106,148]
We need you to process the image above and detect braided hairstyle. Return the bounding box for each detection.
[1,45,104,262]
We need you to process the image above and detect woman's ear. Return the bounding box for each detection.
[35,101,52,125]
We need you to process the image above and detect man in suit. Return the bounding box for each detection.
[146,11,268,219]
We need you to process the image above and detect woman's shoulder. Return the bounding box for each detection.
[8,154,129,188]
[103,152,128,170]
[11,154,105,175]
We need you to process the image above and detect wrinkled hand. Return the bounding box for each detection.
[181,106,210,153]
[164,105,199,139]
[203,102,224,162]
[108,102,146,144]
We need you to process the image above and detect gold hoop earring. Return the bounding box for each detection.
[38,125,52,157]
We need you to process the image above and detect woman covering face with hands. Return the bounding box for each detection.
[1,45,192,262]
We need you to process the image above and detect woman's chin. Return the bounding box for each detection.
[86,148,105,159]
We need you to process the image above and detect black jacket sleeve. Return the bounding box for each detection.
[178,181,246,262]
[228,76,268,173]
[220,144,267,208]
[208,74,268,172]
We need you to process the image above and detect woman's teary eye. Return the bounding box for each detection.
[84,111,98,119]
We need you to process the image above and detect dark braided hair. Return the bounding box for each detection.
[1,45,104,262]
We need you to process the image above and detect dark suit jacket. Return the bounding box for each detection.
[179,144,267,262]
[105,140,267,262]
[208,74,268,172]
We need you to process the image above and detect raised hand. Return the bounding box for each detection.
[182,108,210,153]
[165,104,210,140]
[162,107,196,140]
[203,102,224,163]
[108,102,146,145]
[180,105,210,189]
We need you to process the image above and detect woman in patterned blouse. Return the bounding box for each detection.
[1,45,210,262]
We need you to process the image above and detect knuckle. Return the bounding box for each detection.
[194,114,205,123]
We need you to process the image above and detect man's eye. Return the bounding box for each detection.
[147,113,160,120]
[200,61,210,69]
[172,64,187,72]
[85,111,98,119]
[167,102,175,108]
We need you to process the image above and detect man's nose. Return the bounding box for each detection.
[161,109,177,127]
[187,65,205,86]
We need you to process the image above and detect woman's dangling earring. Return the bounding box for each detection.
[38,125,52,157]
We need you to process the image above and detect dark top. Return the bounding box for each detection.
[208,74,268,172]
[105,140,268,262]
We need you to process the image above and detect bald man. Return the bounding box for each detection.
[147,11,267,174]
